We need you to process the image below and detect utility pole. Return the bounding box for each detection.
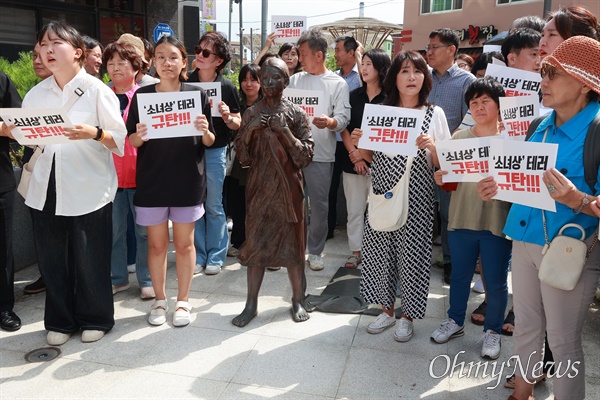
[261,0,267,47]
[238,0,243,67]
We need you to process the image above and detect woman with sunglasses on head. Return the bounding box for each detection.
[479,36,600,400]
[127,35,215,327]
[1,21,126,345]
[188,32,241,276]
[352,51,450,342]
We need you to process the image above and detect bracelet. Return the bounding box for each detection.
[225,116,234,125]
[94,126,103,141]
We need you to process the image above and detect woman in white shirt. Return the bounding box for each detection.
[17,21,126,346]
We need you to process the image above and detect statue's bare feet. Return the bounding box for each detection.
[232,306,257,327]
[291,299,310,322]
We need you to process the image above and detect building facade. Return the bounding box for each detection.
[0,0,180,61]
[402,0,600,52]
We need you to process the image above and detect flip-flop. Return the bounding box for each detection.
[470,301,487,326]
[345,254,360,269]
[501,309,515,336]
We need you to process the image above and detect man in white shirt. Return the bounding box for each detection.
[288,28,351,271]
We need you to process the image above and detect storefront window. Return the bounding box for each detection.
[99,10,145,44]
[0,6,36,46]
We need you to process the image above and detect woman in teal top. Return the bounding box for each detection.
[478,36,600,400]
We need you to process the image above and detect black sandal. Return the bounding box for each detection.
[501,309,515,336]
[470,301,486,326]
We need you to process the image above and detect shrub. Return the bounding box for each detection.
[0,52,41,98]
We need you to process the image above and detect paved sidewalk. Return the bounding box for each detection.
[2,228,599,399]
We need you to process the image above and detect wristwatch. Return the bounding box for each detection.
[573,193,589,214]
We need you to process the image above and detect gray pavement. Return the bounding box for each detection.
[2,227,599,399]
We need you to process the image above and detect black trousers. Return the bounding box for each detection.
[0,188,15,313]
[30,168,114,333]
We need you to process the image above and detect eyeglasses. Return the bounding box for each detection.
[194,46,215,58]
[425,44,451,52]
[457,63,469,69]
[540,64,560,80]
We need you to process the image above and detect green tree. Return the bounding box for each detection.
[0,52,41,99]
[325,50,337,72]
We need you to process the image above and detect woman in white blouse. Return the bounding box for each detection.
[13,21,126,346]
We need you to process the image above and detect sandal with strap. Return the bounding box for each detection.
[504,373,546,389]
[501,309,515,336]
[173,301,192,327]
[148,300,168,326]
[345,254,361,269]
[470,301,487,326]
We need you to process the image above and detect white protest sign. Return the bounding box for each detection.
[0,108,73,145]
[283,88,326,122]
[500,96,540,141]
[187,82,221,117]
[436,137,492,182]
[272,15,307,44]
[489,138,557,211]
[137,91,202,139]
[358,104,425,156]
[485,63,542,97]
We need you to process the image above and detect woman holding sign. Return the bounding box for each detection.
[430,77,511,361]
[127,35,215,328]
[4,21,126,345]
[352,51,450,342]
[478,37,600,400]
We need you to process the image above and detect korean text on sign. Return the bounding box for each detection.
[272,15,307,43]
[489,138,558,211]
[485,63,542,98]
[136,91,202,139]
[283,88,326,123]
[0,108,73,145]
[187,82,221,117]
[436,136,492,182]
[499,96,540,141]
[358,104,425,156]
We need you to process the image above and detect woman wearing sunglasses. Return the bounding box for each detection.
[479,36,600,400]
[188,32,241,276]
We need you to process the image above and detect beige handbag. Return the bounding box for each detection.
[539,216,597,291]
[17,145,43,198]
[367,156,413,232]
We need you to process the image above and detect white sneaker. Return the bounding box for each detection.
[472,279,485,294]
[81,330,105,343]
[127,264,136,273]
[205,265,221,275]
[47,331,71,346]
[394,317,414,342]
[431,318,465,344]
[140,286,156,299]
[227,219,233,231]
[148,300,168,326]
[173,301,192,327]
[193,264,204,275]
[366,313,396,334]
[308,254,324,271]
[112,283,130,295]
[481,329,501,359]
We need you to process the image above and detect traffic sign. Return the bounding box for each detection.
[153,23,174,43]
